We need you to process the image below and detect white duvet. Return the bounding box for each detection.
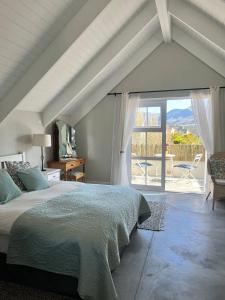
[0,181,82,253]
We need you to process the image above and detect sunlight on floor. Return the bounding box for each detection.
[132,176,204,194]
[165,177,204,193]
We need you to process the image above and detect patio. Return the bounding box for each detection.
[131,160,205,194]
[132,175,204,193]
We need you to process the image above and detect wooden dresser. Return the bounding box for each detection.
[48,158,86,181]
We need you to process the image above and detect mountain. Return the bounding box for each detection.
[167,107,194,126]
[142,107,195,127]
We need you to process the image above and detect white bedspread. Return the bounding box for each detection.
[0,181,82,253]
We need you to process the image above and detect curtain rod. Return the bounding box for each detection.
[108,86,225,96]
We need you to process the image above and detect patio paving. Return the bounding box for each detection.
[132,176,205,194]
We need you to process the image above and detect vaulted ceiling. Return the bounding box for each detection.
[0,0,224,127]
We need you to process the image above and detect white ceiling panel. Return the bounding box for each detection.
[185,0,225,27]
[17,0,148,112]
[0,0,86,100]
[172,16,225,60]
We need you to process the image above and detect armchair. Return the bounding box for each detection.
[206,153,225,210]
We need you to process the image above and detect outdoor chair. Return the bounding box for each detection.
[174,153,203,180]
[135,161,153,175]
[206,153,225,210]
[131,152,153,175]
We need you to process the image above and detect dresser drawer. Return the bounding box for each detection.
[66,161,78,170]
[66,160,84,170]
[47,159,86,182]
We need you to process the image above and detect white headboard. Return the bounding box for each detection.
[0,152,26,169]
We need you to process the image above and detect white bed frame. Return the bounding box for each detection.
[0,152,26,169]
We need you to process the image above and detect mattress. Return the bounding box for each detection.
[0,181,82,253]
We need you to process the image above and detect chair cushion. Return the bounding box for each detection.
[137,162,153,167]
[17,166,49,192]
[174,164,192,169]
[0,170,22,204]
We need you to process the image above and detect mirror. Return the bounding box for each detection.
[55,120,77,159]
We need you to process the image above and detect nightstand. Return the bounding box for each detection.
[42,168,61,182]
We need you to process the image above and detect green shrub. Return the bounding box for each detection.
[171,132,202,145]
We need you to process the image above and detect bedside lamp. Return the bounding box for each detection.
[33,134,52,171]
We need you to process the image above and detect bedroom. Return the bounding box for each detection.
[0,0,225,299]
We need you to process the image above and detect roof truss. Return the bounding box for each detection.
[69,31,162,125]
[173,25,225,78]
[42,1,158,126]
[0,0,224,127]
[185,0,225,27]
[170,0,225,58]
[0,0,110,125]
[155,0,171,42]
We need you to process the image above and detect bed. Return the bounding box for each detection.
[0,153,151,300]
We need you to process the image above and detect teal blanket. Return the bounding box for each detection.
[7,184,150,300]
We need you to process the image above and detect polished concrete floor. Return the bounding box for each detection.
[1,193,225,300]
[113,193,225,300]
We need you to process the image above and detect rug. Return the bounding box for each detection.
[0,281,77,300]
[138,201,167,231]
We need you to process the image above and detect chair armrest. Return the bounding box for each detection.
[211,175,216,184]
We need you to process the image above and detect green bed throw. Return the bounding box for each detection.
[7,184,151,300]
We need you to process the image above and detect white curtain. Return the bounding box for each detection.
[191,89,212,193]
[191,87,225,155]
[191,87,225,192]
[111,92,138,185]
[213,87,225,152]
[191,89,213,154]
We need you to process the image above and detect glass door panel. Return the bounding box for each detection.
[132,132,162,157]
[132,132,147,157]
[131,159,162,187]
[135,106,161,128]
[131,100,166,191]
[147,132,162,156]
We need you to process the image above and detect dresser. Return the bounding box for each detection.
[47,158,86,181]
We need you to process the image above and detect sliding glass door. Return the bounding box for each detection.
[130,99,167,191]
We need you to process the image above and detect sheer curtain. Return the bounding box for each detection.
[191,89,212,193]
[213,87,225,152]
[111,92,138,185]
[191,87,225,192]
[191,89,213,154]
[191,87,225,155]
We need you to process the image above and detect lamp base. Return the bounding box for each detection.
[41,146,46,172]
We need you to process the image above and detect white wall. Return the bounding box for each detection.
[77,42,225,183]
[114,42,225,91]
[75,96,115,183]
[0,110,45,166]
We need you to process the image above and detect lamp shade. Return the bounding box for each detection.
[33,134,51,147]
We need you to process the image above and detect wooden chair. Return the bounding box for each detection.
[206,153,225,210]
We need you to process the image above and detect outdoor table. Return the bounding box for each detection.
[154,153,176,176]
